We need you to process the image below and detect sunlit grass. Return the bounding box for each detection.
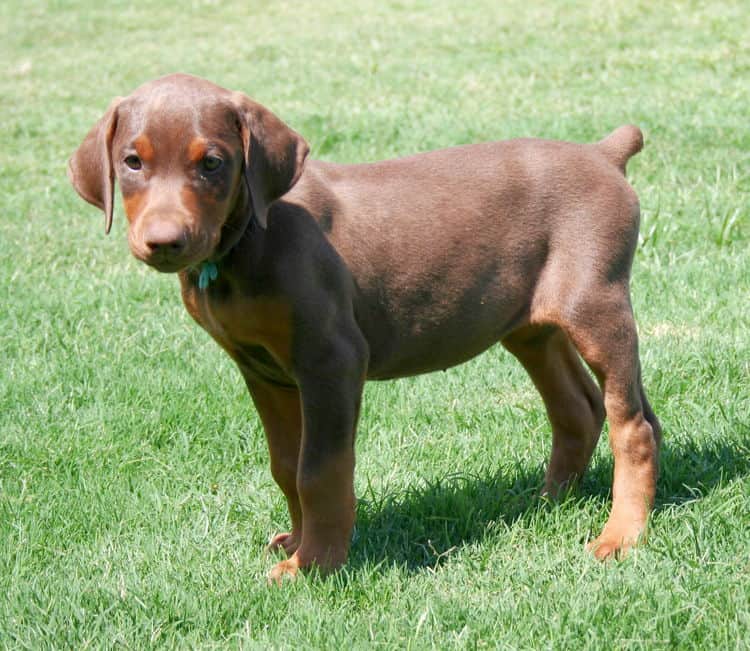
[1,1,748,647]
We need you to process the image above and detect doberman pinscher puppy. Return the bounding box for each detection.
[69,73,661,583]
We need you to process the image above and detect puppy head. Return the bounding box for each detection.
[68,73,309,272]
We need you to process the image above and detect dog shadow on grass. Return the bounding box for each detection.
[351,464,545,572]
[348,433,750,573]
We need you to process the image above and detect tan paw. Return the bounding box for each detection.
[587,525,644,560]
[267,531,300,556]
[267,557,301,586]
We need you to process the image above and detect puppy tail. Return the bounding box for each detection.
[596,125,644,174]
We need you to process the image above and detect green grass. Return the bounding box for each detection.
[1,0,749,648]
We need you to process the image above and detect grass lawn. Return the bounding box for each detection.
[1,0,748,648]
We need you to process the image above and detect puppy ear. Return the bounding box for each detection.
[67,97,122,234]
[231,93,309,228]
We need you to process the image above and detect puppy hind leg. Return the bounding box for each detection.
[503,326,605,497]
[563,294,659,559]
[638,363,662,450]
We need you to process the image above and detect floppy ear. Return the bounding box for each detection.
[67,97,122,234]
[231,93,309,228]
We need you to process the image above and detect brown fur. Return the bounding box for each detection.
[69,74,661,583]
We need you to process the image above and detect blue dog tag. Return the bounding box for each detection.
[198,262,218,290]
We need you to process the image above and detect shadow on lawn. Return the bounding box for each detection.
[352,464,544,571]
[349,432,750,572]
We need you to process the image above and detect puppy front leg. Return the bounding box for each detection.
[267,335,367,584]
[244,375,304,557]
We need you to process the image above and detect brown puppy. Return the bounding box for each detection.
[69,73,661,583]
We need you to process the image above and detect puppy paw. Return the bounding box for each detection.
[267,531,300,556]
[587,524,644,560]
[265,544,348,586]
[267,558,301,586]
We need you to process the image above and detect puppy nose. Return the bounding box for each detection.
[143,220,187,255]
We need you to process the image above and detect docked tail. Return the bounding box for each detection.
[596,125,644,173]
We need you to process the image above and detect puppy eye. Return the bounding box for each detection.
[124,155,142,170]
[201,155,223,173]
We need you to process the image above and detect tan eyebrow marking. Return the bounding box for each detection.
[133,134,155,162]
[188,138,208,163]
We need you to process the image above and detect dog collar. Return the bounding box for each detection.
[198,261,219,290]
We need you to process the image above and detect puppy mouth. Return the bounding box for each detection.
[142,256,193,273]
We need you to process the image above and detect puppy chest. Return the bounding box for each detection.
[184,286,294,368]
